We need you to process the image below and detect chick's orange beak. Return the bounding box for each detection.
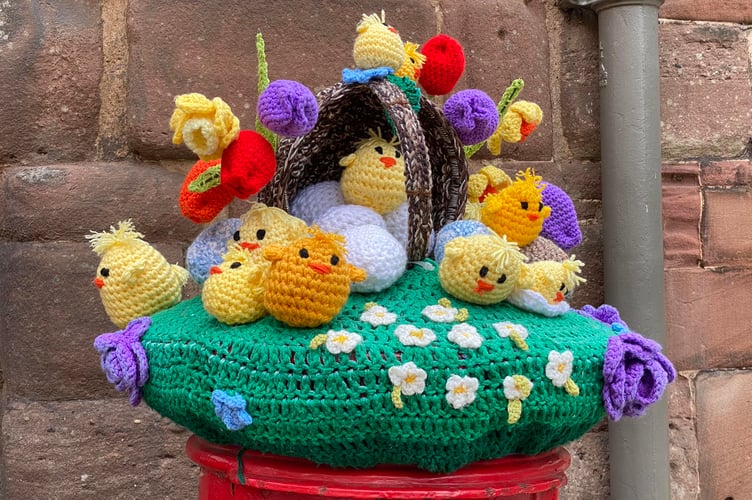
[388,26,398,34]
[527,213,539,221]
[380,157,397,168]
[210,266,222,275]
[474,279,495,295]
[240,242,260,251]
[93,277,105,289]
[554,291,565,303]
[309,262,332,275]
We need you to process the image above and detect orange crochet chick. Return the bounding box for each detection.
[439,234,530,305]
[395,42,426,81]
[231,202,308,264]
[201,244,267,325]
[339,129,407,214]
[481,168,551,247]
[262,227,367,328]
[353,11,405,71]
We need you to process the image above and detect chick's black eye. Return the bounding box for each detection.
[538,202,544,212]
[521,201,529,210]
[375,146,383,154]
[256,229,266,240]
[299,248,309,258]
[559,283,566,291]
[479,266,489,278]
[330,255,340,266]
[409,57,416,64]
[497,274,507,284]
[100,268,110,277]
[230,262,241,269]
[233,230,241,242]
[394,150,401,158]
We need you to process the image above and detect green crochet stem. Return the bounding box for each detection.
[255,32,278,151]
[464,78,525,159]
[141,261,612,472]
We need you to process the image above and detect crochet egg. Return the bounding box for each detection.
[353,11,405,71]
[186,217,242,284]
[339,129,407,215]
[87,220,189,328]
[342,224,407,293]
[439,234,528,305]
[481,168,552,247]
[202,244,267,325]
[314,204,387,235]
[290,181,345,225]
[263,227,367,328]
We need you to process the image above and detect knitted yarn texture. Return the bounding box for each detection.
[353,12,405,71]
[87,220,189,328]
[141,262,616,472]
[418,34,466,96]
[186,218,242,284]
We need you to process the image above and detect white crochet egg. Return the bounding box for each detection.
[290,181,345,225]
[342,224,407,293]
[315,204,387,235]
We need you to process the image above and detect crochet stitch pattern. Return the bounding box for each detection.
[141,261,615,472]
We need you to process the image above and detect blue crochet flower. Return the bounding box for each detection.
[211,390,253,431]
[342,67,394,84]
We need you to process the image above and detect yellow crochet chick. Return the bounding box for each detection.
[232,202,309,264]
[394,42,426,81]
[439,234,531,305]
[353,11,405,71]
[525,256,586,305]
[481,168,551,247]
[169,93,240,161]
[339,129,407,214]
[87,220,189,328]
[263,227,367,328]
[202,244,267,325]
[464,165,513,220]
[487,101,543,156]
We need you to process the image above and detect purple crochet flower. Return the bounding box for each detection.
[541,183,582,251]
[93,317,151,407]
[257,80,318,137]
[578,304,629,330]
[603,332,676,421]
[443,89,499,145]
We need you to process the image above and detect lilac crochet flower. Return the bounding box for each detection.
[93,317,151,407]
[603,332,676,421]
[578,304,628,330]
[541,183,582,251]
[443,89,499,145]
[257,80,318,137]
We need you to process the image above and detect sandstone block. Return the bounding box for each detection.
[702,190,752,265]
[661,0,752,24]
[701,159,752,189]
[0,1,102,164]
[0,163,201,244]
[126,0,436,159]
[441,0,553,161]
[0,241,190,401]
[660,23,752,159]
[695,370,752,500]
[558,8,600,160]
[662,163,701,269]
[560,429,609,500]
[1,399,196,499]
[665,267,752,370]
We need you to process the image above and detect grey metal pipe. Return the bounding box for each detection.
[557,0,669,498]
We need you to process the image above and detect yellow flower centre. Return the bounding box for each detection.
[557,363,567,373]
[453,385,467,395]
[333,334,349,344]
[376,312,385,318]
[410,330,424,339]
[405,373,417,384]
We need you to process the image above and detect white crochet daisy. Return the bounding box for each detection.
[388,362,428,409]
[394,325,436,347]
[545,350,580,396]
[445,375,480,409]
[310,330,362,354]
[447,323,483,349]
[360,302,397,326]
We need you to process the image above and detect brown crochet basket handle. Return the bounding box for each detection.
[258,79,467,262]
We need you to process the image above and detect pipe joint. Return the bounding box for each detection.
[557,0,663,13]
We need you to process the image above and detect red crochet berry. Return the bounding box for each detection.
[220,130,277,199]
[179,159,235,224]
[418,34,466,96]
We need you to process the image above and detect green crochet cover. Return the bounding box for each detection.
[141,260,613,472]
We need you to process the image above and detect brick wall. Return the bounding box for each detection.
[0,0,749,498]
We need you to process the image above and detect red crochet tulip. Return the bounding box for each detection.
[179,159,235,224]
[220,130,277,199]
[418,34,466,96]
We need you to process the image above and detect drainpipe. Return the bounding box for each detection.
[556,1,669,499]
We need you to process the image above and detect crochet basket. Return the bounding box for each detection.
[139,262,613,473]
[258,79,468,262]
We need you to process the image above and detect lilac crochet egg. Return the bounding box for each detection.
[257,80,318,137]
[541,182,582,251]
[443,89,499,145]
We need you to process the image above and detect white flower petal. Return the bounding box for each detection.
[448,323,483,349]
[445,375,480,409]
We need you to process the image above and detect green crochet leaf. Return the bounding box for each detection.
[255,32,278,150]
[188,165,221,193]
[384,75,421,134]
[141,261,612,473]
